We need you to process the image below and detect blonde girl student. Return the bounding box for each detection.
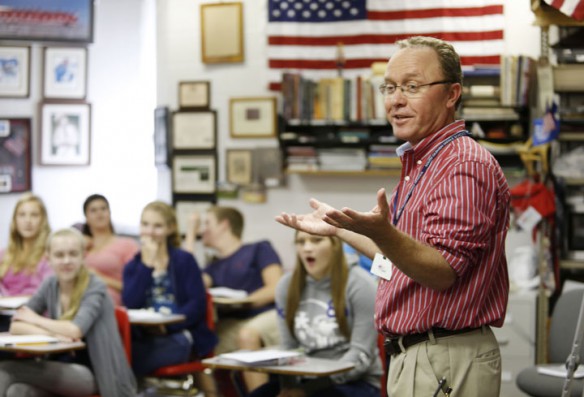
[122,201,217,376]
[0,228,137,397]
[0,193,52,296]
[249,231,382,397]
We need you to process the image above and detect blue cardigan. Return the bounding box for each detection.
[122,247,217,357]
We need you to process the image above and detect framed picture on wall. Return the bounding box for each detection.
[201,2,244,64]
[43,47,88,99]
[0,46,30,98]
[172,155,216,194]
[230,97,277,138]
[0,0,95,43]
[40,102,91,166]
[226,149,253,185]
[179,81,210,109]
[0,118,31,193]
[154,106,170,167]
[172,111,216,150]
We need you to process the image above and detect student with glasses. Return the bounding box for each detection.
[276,36,510,397]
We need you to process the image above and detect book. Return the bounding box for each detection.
[0,334,59,347]
[208,287,248,300]
[536,364,584,379]
[219,349,304,366]
[0,296,30,309]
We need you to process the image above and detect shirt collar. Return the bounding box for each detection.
[397,120,466,158]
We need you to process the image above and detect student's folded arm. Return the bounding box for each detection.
[247,264,283,308]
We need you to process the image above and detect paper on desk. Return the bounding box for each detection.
[0,334,59,346]
[219,349,303,366]
[127,309,168,321]
[0,296,29,309]
[209,287,248,299]
[536,364,584,379]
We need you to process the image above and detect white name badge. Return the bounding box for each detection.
[370,253,393,281]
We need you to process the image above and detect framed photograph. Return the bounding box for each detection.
[0,118,31,193]
[179,81,210,109]
[201,2,244,64]
[175,200,213,236]
[172,155,216,194]
[226,149,253,185]
[40,102,91,166]
[43,47,88,100]
[0,0,94,43]
[172,111,216,150]
[255,147,285,187]
[0,46,30,98]
[230,97,277,138]
[154,106,170,167]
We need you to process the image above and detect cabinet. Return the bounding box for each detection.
[492,290,538,397]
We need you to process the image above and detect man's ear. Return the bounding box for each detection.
[447,82,462,109]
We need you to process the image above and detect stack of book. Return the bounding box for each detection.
[318,148,367,171]
[367,145,401,170]
[286,146,318,171]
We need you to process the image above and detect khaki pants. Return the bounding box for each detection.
[388,326,501,397]
[215,309,280,354]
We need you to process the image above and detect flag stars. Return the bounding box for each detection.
[350,8,359,15]
[302,10,311,18]
[310,3,318,10]
[325,2,334,10]
[333,9,342,17]
[287,10,296,17]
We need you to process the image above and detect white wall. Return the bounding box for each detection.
[157,0,541,269]
[0,0,157,240]
[0,0,541,270]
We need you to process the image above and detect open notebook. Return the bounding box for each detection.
[0,334,59,347]
[537,364,584,379]
[219,349,304,366]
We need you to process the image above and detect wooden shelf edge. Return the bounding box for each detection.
[286,169,402,177]
[560,259,584,270]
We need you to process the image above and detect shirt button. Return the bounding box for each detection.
[404,176,410,181]
[417,160,422,165]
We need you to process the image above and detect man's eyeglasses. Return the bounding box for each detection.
[378,80,453,98]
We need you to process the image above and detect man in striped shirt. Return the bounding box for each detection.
[276,36,510,397]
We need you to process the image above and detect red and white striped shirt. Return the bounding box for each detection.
[375,120,510,337]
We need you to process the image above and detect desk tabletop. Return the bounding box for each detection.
[0,296,30,310]
[202,355,354,377]
[127,310,186,326]
[0,333,85,355]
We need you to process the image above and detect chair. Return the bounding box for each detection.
[148,291,219,396]
[90,306,132,397]
[516,288,584,396]
[378,333,388,397]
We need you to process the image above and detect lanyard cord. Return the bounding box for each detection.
[392,131,470,226]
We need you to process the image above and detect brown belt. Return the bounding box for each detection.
[384,327,483,356]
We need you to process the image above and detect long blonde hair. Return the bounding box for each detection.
[46,228,90,321]
[0,193,51,277]
[285,233,350,338]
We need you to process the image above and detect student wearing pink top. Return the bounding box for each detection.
[0,193,53,297]
[80,194,138,306]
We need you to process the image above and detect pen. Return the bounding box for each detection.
[4,341,59,347]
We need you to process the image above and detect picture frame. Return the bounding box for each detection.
[0,0,94,43]
[40,102,91,166]
[172,111,216,150]
[179,81,210,109]
[201,2,244,64]
[43,47,88,100]
[226,149,253,185]
[174,200,214,236]
[154,106,170,167]
[172,155,216,194]
[230,97,277,138]
[0,118,31,193]
[0,46,30,98]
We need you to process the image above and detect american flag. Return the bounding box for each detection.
[543,0,584,20]
[267,0,505,90]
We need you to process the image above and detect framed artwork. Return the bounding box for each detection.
[255,147,285,187]
[0,0,94,43]
[0,46,30,98]
[175,200,213,236]
[172,155,216,194]
[179,81,210,109]
[172,111,216,150]
[154,106,170,167]
[230,97,277,138]
[201,2,244,64]
[226,149,253,185]
[0,118,31,193]
[43,47,88,100]
[40,102,91,166]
